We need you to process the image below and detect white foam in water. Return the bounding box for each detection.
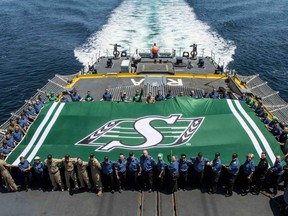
[74,0,236,68]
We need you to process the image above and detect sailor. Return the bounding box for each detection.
[207,152,222,194]
[115,153,127,193]
[190,152,209,189]
[222,91,230,99]
[12,125,23,143]
[75,157,92,190]
[69,88,83,102]
[155,90,165,101]
[62,154,78,191]
[5,132,16,149]
[241,153,255,195]
[18,113,30,131]
[102,88,113,101]
[178,154,192,191]
[268,155,283,197]
[209,88,220,99]
[146,92,155,104]
[189,90,198,99]
[0,153,18,192]
[223,153,240,197]
[37,94,45,105]
[132,88,143,103]
[165,90,174,100]
[85,91,94,102]
[238,93,247,101]
[127,152,140,191]
[88,153,103,196]
[120,91,129,103]
[60,94,69,103]
[151,43,159,59]
[0,142,11,156]
[27,104,37,120]
[33,99,44,114]
[156,153,165,190]
[47,90,57,102]
[139,150,156,192]
[44,154,64,191]
[168,155,179,193]
[101,156,116,193]
[32,156,45,190]
[252,152,268,194]
[18,156,32,191]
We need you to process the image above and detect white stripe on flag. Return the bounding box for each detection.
[25,103,65,163]
[12,102,58,165]
[234,100,276,163]
[227,100,263,158]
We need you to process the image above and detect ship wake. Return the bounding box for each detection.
[74,0,236,68]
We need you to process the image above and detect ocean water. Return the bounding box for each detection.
[0,0,287,124]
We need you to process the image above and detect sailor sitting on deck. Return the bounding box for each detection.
[265,116,282,137]
[0,142,11,156]
[209,88,220,99]
[46,90,58,102]
[101,88,113,101]
[155,90,165,101]
[27,103,37,120]
[165,90,174,100]
[33,99,44,114]
[238,93,247,101]
[85,91,94,102]
[12,125,24,144]
[5,132,16,150]
[69,88,83,102]
[120,91,129,103]
[146,92,155,104]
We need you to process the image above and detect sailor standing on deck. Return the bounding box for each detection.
[151,43,159,59]
[252,152,268,194]
[223,153,240,197]
[139,150,155,192]
[127,152,140,191]
[178,154,192,191]
[45,154,64,191]
[76,157,92,191]
[32,156,45,190]
[190,152,209,190]
[62,154,79,191]
[115,153,127,193]
[156,153,165,190]
[18,156,32,191]
[268,155,283,197]
[0,153,18,192]
[241,153,255,195]
[207,152,222,194]
[101,156,116,193]
[89,153,103,196]
[168,155,179,193]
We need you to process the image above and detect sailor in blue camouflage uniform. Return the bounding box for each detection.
[18,156,32,191]
[223,153,240,196]
[32,156,45,190]
[178,154,192,190]
[190,152,209,189]
[241,153,255,195]
[101,156,116,193]
[268,155,283,197]
[168,155,179,193]
[139,150,155,192]
[156,153,165,190]
[115,153,126,193]
[207,152,222,194]
[127,152,140,191]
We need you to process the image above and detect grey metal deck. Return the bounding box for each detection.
[0,189,282,216]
